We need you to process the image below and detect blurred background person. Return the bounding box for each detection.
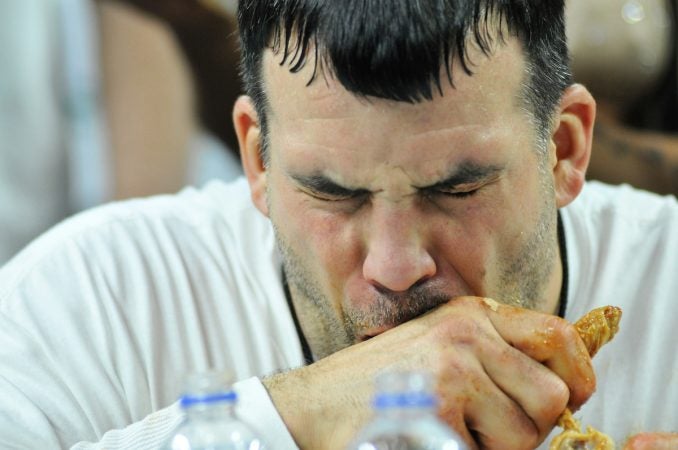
[0,0,242,265]
[567,0,678,196]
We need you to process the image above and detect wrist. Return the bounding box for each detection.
[263,366,327,449]
[262,356,375,450]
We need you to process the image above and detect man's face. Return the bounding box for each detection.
[259,38,561,359]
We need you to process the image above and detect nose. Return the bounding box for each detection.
[362,208,437,293]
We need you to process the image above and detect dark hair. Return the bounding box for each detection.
[237,0,571,161]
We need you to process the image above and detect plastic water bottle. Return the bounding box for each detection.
[164,371,265,450]
[347,371,467,450]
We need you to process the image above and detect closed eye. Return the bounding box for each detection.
[426,186,481,199]
[291,174,370,203]
[305,189,367,202]
[418,163,503,201]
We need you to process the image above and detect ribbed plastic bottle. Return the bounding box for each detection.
[164,371,265,450]
[347,370,467,450]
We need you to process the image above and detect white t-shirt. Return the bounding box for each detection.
[0,178,676,449]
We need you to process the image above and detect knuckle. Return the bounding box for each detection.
[438,351,474,382]
[538,377,570,422]
[522,427,540,450]
[560,322,582,345]
[509,416,541,450]
[436,314,483,347]
[545,315,577,343]
[487,413,539,450]
[518,411,541,446]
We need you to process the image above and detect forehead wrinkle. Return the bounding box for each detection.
[365,164,422,202]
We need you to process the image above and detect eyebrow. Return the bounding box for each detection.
[290,174,371,197]
[418,163,504,191]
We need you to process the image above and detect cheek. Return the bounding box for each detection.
[428,186,533,292]
[278,194,363,287]
[480,167,549,271]
[431,213,500,289]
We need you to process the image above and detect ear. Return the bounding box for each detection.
[549,84,596,208]
[233,95,269,217]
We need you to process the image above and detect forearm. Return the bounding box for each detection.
[262,355,376,450]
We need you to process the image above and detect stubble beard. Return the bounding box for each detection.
[498,165,559,310]
[273,223,353,359]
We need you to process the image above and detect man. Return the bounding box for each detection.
[0,1,676,449]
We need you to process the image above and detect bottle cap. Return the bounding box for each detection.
[372,370,437,409]
[179,370,237,409]
[180,391,237,408]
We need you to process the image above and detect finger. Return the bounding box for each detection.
[462,367,541,450]
[624,432,678,450]
[437,350,541,450]
[478,334,569,442]
[435,405,479,450]
[479,298,596,409]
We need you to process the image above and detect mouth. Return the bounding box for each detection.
[349,283,458,343]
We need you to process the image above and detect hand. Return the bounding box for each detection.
[263,296,595,450]
[624,432,678,450]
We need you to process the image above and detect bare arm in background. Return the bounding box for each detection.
[98,0,196,199]
[589,104,678,196]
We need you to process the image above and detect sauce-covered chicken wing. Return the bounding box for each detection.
[549,306,622,450]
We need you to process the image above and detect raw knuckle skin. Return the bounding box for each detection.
[438,314,484,347]
[436,399,465,428]
[439,351,476,383]
[520,429,541,450]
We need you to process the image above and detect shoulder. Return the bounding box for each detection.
[0,178,292,444]
[561,181,678,316]
[562,181,678,264]
[563,181,677,233]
